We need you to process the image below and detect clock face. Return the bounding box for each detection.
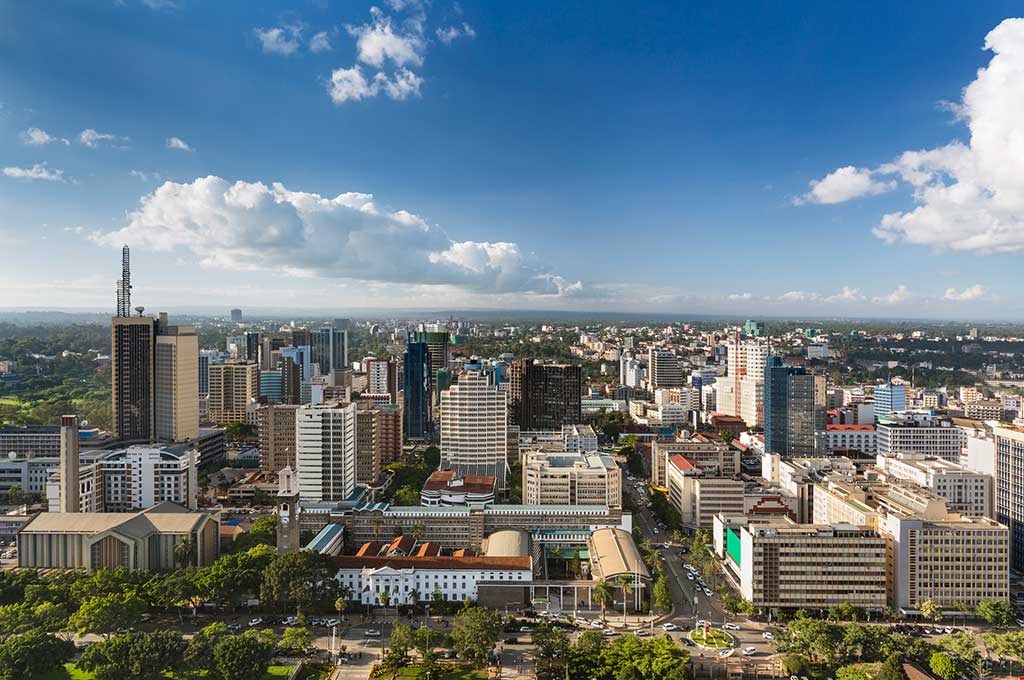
[281,515,289,526]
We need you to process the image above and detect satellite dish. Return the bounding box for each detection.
[7,452,16,461]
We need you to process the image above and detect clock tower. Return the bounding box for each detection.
[276,466,301,553]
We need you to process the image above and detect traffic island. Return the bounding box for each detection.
[688,628,734,650]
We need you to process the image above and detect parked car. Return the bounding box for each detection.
[519,626,533,633]
[248,618,262,627]
[723,623,740,631]
[742,647,757,656]
[662,622,678,631]
[634,629,652,637]
[603,629,617,637]
[503,637,519,644]
[762,632,774,640]
[365,629,382,638]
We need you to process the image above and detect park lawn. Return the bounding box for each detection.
[44,663,299,679]
[689,628,734,649]
[395,666,486,680]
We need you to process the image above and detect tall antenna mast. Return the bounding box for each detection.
[116,245,131,317]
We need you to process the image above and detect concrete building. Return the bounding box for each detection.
[665,455,744,528]
[826,424,877,455]
[508,361,583,431]
[257,404,299,473]
[562,424,599,453]
[651,436,740,489]
[874,382,907,421]
[874,453,992,518]
[296,401,357,503]
[994,425,1024,570]
[365,357,399,403]
[111,315,156,441]
[522,451,621,508]
[93,444,197,512]
[207,361,259,425]
[440,371,510,490]
[647,348,684,389]
[17,502,219,572]
[965,400,1005,421]
[727,338,768,427]
[877,411,963,464]
[354,402,402,486]
[154,315,199,442]
[59,415,79,513]
[420,470,496,507]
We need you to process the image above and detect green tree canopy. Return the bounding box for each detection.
[450,606,501,667]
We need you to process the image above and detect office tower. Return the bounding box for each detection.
[276,466,301,553]
[290,328,312,348]
[257,404,299,473]
[365,357,399,402]
[225,335,244,358]
[743,319,766,337]
[230,308,242,322]
[763,357,826,456]
[522,450,621,508]
[877,411,961,463]
[434,368,452,406]
[279,359,302,405]
[311,327,348,377]
[59,415,79,513]
[352,402,403,485]
[647,348,684,389]
[508,360,583,430]
[403,341,432,439]
[440,371,509,490]
[296,401,357,502]
[260,370,283,403]
[414,329,450,392]
[281,346,311,382]
[243,331,263,365]
[207,361,259,424]
[994,426,1024,570]
[154,314,199,442]
[874,381,907,421]
[727,334,768,427]
[333,318,352,331]
[198,350,216,397]
[111,315,156,441]
[619,354,645,388]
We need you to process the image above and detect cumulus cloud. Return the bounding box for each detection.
[166,136,192,151]
[92,176,581,297]
[347,8,425,68]
[794,166,896,205]
[254,25,303,55]
[2,163,65,182]
[436,22,476,45]
[779,290,822,303]
[78,129,126,148]
[327,65,422,103]
[802,20,1024,254]
[944,284,986,301]
[309,31,332,53]
[872,285,913,304]
[20,127,69,146]
[825,286,866,303]
[727,292,753,301]
[130,170,162,182]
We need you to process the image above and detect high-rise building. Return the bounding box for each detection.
[647,348,684,389]
[876,411,962,463]
[311,327,348,377]
[296,401,357,502]
[230,308,242,322]
[259,370,283,403]
[111,315,156,441]
[440,371,509,490]
[522,450,621,508]
[257,403,299,473]
[619,354,645,388]
[743,319,766,337]
[207,361,259,424]
[763,357,826,456]
[874,382,907,421]
[279,359,302,405]
[994,426,1024,570]
[243,331,263,365]
[727,335,768,427]
[508,361,583,431]
[414,329,450,392]
[365,357,399,402]
[59,415,79,514]
[403,341,432,439]
[154,314,199,442]
[198,349,223,398]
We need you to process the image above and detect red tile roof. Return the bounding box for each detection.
[333,555,531,571]
[356,542,384,557]
[669,454,694,472]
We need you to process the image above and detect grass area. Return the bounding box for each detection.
[43,663,299,679]
[0,396,21,405]
[394,666,487,680]
[689,628,734,649]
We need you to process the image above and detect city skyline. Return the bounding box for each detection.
[3,3,1024,319]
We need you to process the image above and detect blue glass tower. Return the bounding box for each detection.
[403,341,433,439]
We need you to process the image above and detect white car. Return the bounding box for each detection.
[590,620,605,628]
[248,618,262,627]
[762,631,774,640]
[687,574,694,581]
[365,629,382,638]
[722,623,740,631]
[742,647,757,656]
[575,617,589,625]
[603,629,617,637]
[661,622,678,631]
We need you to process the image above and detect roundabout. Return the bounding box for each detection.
[688,627,735,650]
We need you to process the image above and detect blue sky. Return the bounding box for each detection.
[2,1,1024,319]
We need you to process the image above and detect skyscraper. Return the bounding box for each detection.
[647,348,684,389]
[440,371,509,490]
[365,357,399,402]
[207,361,259,424]
[403,341,432,439]
[296,401,357,502]
[243,331,263,365]
[230,308,242,322]
[995,426,1024,571]
[414,328,450,392]
[154,314,199,442]
[257,403,299,473]
[112,315,156,441]
[310,327,348,377]
[874,381,907,421]
[508,360,583,431]
[763,357,826,456]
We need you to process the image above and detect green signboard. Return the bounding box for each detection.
[726,528,742,566]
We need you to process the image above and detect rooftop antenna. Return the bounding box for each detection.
[116,245,131,317]
[135,306,145,317]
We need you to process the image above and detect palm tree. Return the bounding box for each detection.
[412,524,426,542]
[410,588,420,613]
[335,596,349,622]
[173,535,195,568]
[371,517,383,539]
[378,589,390,620]
[593,579,613,622]
[617,574,634,626]
[954,600,970,627]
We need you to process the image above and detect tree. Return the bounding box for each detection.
[281,626,313,653]
[335,595,349,621]
[79,631,186,680]
[213,631,274,680]
[592,579,613,622]
[930,652,958,680]
[68,593,144,639]
[828,601,864,622]
[173,535,196,568]
[532,623,569,660]
[976,599,1015,627]
[411,523,426,542]
[450,606,501,667]
[230,516,276,553]
[653,575,672,614]
[920,598,943,623]
[4,486,29,507]
[385,623,414,669]
[617,574,634,623]
[953,600,971,627]
[0,630,73,680]
[370,517,383,539]
[260,550,339,616]
[394,485,421,506]
[835,666,872,680]
[184,622,228,677]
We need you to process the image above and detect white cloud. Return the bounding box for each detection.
[872,285,913,304]
[727,292,753,301]
[327,65,422,104]
[20,127,69,146]
[944,284,986,301]
[2,163,65,182]
[436,22,476,45]
[92,176,580,297]
[824,286,866,303]
[166,136,192,151]
[347,9,425,68]
[793,165,896,205]
[778,290,823,303]
[142,0,177,9]
[63,226,86,234]
[309,31,332,53]
[254,25,303,56]
[78,129,126,148]
[130,170,162,182]
[803,20,1024,255]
